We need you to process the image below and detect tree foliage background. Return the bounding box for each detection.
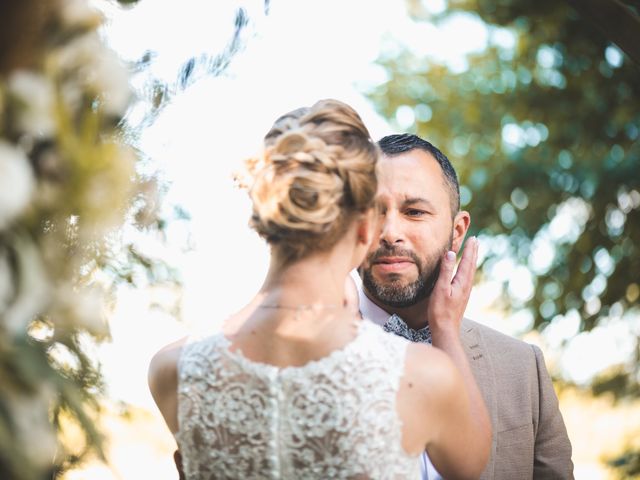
[369,0,639,475]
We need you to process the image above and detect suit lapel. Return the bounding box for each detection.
[460,318,497,480]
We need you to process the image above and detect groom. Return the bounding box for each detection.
[357,134,573,479]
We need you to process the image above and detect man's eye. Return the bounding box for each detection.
[406,209,425,217]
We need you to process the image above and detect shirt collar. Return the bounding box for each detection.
[350,269,393,327]
[350,270,432,345]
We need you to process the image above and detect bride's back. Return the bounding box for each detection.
[176,319,422,479]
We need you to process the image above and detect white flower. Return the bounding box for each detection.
[7,71,57,137]
[59,0,102,28]
[53,33,132,117]
[53,283,110,338]
[95,48,133,116]
[0,141,35,230]
[0,249,15,312]
[72,285,110,338]
[1,237,51,336]
[133,178,160,227]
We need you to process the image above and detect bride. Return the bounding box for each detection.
[148,99,490,479]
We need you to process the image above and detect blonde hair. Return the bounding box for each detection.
[246,99,379,263]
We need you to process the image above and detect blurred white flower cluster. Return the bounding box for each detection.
[0,141,35,230]
[0,0,158,478]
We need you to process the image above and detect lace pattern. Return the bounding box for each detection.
[176,320,420,479]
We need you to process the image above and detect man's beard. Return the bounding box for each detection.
[360,240,451,308]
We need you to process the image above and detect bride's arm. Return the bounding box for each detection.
[426,238,491,478]
[147,338,187,434]
[406,346,489,480]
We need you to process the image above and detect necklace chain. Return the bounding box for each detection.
[258,303,344,311]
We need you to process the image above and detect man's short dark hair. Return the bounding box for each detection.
[378,134,460,214]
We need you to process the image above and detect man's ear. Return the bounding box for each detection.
[451,210,471,253]
[356,209,375,246]
[351,209,377,270]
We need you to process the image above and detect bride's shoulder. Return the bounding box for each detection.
[147,337,189,434]
[148,338,189,400]
[396,343,465,453]
[403,343,462,400]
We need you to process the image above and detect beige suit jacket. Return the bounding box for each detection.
[461,318,573,479]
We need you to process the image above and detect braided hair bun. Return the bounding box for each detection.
[247,99,379,262]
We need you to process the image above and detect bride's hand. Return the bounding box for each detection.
[427,237,478,341]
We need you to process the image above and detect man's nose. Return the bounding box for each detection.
[379,212,405,246]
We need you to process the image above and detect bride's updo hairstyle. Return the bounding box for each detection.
[247,99,379,263]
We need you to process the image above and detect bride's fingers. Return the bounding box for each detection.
[452,237,477,293]
[473,238,479,280]
[465,238,479,294]
[435,250,457,297]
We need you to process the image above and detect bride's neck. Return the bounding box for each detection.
[259,251,347,308]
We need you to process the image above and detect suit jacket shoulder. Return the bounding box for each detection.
[463,317,532,355]
[461,318,574,479]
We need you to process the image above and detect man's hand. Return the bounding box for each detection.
[427,237,478,340]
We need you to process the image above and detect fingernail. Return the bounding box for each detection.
[446,251,456,261]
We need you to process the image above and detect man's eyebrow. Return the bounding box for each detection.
[403,197,435,209]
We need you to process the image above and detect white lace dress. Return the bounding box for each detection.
[175,320,420,479]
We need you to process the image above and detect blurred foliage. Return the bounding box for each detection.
[125,4,257,135]
[609,448,640,479]
[370,0,639,388]
[0,0,267,477]
[0,0,171,478]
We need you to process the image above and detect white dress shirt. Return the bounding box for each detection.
[352,272,443,480]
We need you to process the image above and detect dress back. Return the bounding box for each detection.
[176,320,420,479]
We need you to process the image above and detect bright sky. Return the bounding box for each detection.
[94,0,637,410]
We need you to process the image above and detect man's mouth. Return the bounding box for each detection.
[373,256,415,272]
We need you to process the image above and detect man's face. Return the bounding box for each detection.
[360,149,454,308]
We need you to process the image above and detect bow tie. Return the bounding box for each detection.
[383,314,432,344]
